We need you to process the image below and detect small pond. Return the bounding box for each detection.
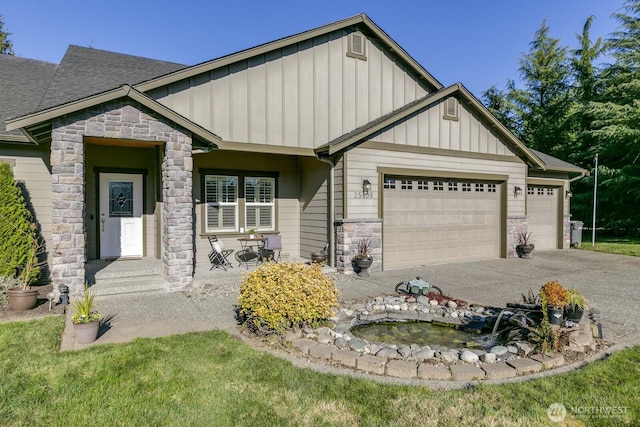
[351,321,491,349]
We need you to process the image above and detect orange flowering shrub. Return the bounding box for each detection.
[540,280,568,308]
[238,262,339,334]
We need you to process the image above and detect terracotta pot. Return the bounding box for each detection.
[8,288,38,310]
[74,321,100,344]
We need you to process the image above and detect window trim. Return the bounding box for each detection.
[200,169,279,235]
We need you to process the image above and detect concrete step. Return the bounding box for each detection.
[93,274,168,297]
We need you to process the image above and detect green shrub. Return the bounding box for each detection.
[0,163,41,285]
[0,276,21,307]
[238,262,339,334]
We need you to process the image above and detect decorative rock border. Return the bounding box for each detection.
[285,295,598,381]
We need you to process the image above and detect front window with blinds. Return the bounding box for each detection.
[204,175,238,232]
[245,177,275,231]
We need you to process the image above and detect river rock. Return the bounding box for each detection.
[439,350,459,363]
[450,311,459,319]
[376,347,400,359]
[317,333,333,344]
[333,337,348,349]
[416,296,428,305]
[516,342,534,356]
[490,345,508,356]
[413,348,436,361]
[447,300,458,309]
[429,299,439,306]
[398,345,412,358]
[348,338,368,351]
[482,352,497,363]
[507,345,518,354]
[461,350,479,363]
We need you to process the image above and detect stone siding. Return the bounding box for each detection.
[507,215,528,258]
[335,218,382,274]
[563,214,571,249]
[50,101,194,294]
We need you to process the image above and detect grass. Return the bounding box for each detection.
[1,316,639,426]
[577,235,640,257]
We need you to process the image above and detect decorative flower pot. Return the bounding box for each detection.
[353,257,373,277]
[8,288,38,310]
[516,244,535,259]
[547,307,564,325]
[564,306,585,323]
[311,252,328,264]
[74,321,100,344]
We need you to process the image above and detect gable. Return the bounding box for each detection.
[146,25,434,148]
[368,95,518,157]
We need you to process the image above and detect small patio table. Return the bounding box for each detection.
[236,237,265,269]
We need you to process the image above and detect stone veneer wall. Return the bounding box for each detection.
[507,215,528,258]
[50,101,193,295]
[335,218,382,274]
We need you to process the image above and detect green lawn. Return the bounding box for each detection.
[1,316,638,426]
[577,235,640,257]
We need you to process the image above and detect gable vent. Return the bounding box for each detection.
[347,32,367,60]
[443,97,459,120]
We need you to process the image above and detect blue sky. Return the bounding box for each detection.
[2,0,624,98]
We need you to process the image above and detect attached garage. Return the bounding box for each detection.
[526,185,561,250]
[382,175,504,269]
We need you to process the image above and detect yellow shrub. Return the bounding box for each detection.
[238,262,339,334]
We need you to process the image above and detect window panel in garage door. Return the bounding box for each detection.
[383,178,501,269]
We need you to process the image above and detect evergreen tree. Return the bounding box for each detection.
[0,14,14,55]
[511,21,574,158]
[583,0,640,232]
[0,163,41,284]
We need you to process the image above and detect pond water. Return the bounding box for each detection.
[351,321,489,349]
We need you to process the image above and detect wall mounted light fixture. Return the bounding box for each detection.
[514,185,523,198]
[565,190,573,198]
[362,179,372,197]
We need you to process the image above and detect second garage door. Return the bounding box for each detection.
[383,177,503,269]
[526,186,560,250]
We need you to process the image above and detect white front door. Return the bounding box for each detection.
[99,173,143,259]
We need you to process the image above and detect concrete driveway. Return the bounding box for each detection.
[64,249,640,350]
[337,249,640,347]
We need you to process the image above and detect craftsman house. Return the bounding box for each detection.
[0,14,584,294]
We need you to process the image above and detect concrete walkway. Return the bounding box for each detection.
[61,250,640,352]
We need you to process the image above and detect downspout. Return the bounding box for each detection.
[569,171,588,183]
[317,155,336,267]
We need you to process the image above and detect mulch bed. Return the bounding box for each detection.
[0,284,67,322]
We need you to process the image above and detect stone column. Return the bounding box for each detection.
[162,133,194,291]
[335,218,383,274]
[51,120,86,296]
[507,215,528,258]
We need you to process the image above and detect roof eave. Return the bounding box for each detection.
[6,85,223,149]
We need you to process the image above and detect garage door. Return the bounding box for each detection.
[383,177,502,269]
[527,186,559,250]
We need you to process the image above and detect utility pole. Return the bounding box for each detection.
[592,153,598,247]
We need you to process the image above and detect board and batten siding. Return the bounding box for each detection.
[148,31,429,148]
[299,158,330,258]
[192,151,301,267]
[345,147,527,219]
[0,144,53,280]
[369,99,517,156]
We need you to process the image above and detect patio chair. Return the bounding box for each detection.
[208,236,234,271]
[261,234,282,262]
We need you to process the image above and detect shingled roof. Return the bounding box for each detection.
[37,45,186,111]
[0,55,57,138]
[530,149,586,173]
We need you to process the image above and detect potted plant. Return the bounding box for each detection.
[515,231,534,259]
[72,284,102,344]
[352,238,373,277]
[540,280,568,325]
[564,288,588,322]
[248,229,256,239]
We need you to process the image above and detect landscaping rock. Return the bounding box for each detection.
[481,352,497,363]
[309,343,333,359]
[291,338,316,355]
[333,337,348,349]
[417,364,451,380]
[332,349,359,368]
[385,360,417,379]
[439,350,459,363]
[447,300,458,309]
[317,333,333,344]
[460,350,479,363]
[489,345,508,356]
[450,364,485,381]
[398,345,412,359]
[516,342,534,356]
[376,347,400,360]
[348,338,368,352]
[356,355,386,375]
[507,345,518,354]
[482,362,517,380]
[413,348,435,361]
[507,358,543,375]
